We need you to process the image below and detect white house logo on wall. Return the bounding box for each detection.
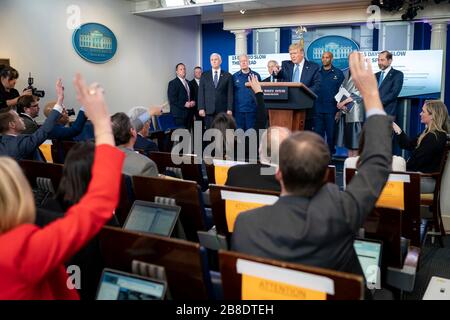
[73,23,117,64]
[306,36,359,70]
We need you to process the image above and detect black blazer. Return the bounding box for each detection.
[134,134,158,156]
[189,79,199,105]
[168,77,190,120]
[375,68,404,117]
[225,163,281,192]
[231,115,392,277]
[275,59,321,95]
[397,130,447,173]
[198,70,233,115]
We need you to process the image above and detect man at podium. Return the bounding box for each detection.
[274,42,321,130]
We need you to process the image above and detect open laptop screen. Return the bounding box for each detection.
[124,201,180,237]
[354,239,382,287]
[96,269,166,300]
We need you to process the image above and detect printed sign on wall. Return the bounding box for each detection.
[73,23,118,64]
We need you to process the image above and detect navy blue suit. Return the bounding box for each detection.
[134,134,158,156]
[0,109,60,161]
[375,68,404,118]
[168,77,194,129]
[275,59,321,130]
[48,110,87,140]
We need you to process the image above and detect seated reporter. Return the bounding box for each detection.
[0,79,65,161]
[392,100,449,193]
[232,52,392,281]
[225,126,290,192]
[17,95,41,134]
[38,142,118,300]
[128,105,161,155]
[111,112,159,177]
[43,100,87,141]
[0,74,125,299]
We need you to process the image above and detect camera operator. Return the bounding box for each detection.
[0,65,33,110]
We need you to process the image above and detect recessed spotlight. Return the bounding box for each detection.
[240,9,246,14]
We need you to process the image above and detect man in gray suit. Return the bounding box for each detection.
[198,53,233,128]
[232,52,392,280]
[111,112,158,177]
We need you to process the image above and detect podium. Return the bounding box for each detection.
[246,82,317,131]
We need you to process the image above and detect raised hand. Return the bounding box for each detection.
[148,105,163,116]
[55,78,64,105]
[248,74,262,94]
[73,74,114,146]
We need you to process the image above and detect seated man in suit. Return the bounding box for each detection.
[43,101,87,140]
[111,112,158,177]
[0,79,64,161]
[225,126,290,191]
[128,106,161,155]
[273,42,321,130]
[375,50,404,119]
[232,52,392,281]
[17,95,40,134]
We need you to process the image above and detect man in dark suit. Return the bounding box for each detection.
[17,95,40,134]
[375,50,404,118]
[232,52,392,281]
[168,63,196,130]
[0,105,62,161]
[128,106,160,155]
[274,43,321,130]
[226,126,290,191]
[262,60,280,82]
[0,78,65,161]
[43,102,87,140]
[189,66,202,121]
[198,53,233,128]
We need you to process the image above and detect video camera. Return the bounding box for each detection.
[25,73,45,98]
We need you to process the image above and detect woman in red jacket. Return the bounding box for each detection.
[0,74,124,299]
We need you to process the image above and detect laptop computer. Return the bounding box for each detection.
[423,276,450,300]
[354,238,383,289]
[96,268,167,300]
[123,200,181,237]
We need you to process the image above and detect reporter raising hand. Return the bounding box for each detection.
[73,74,114,146]
[0,74,124,300]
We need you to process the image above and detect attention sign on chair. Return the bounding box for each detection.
[220,191,278,232]
[236,259,334,300]
[376,174,410,210]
